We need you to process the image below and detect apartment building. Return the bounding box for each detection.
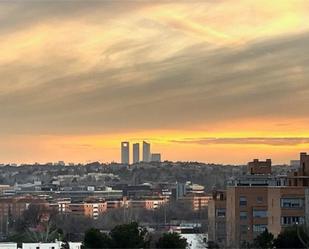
[208,190,226,247]
[287,152,309,187]
[226,185,268,248]
[69,201,107,219]
[248,159,272,175]
[226,159,276,248]
[268,186,305,236]
[178,193,211,211]
[225,153,309,247]
[129,197,167,210]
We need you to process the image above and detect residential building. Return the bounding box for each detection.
[133,143,140,164]
[226,185,268,248]
[208,190,226,247]
[178,193,211,211]
[248,159,272,175]
[69,201,107,219]
[121,141,130,164]
[142,141,151,162]
[226,153,309,247]
[268,186,305,236]
[129,197,167,210]
[226,159,272,248]
[287,152,309,186]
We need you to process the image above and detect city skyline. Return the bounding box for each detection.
[1,1,309,164]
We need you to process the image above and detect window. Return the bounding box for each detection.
[257,196,263,203]
[253,209,267,218]
[240,211,248,220]
[216,208,226,217]
[240,196,247,206]
[281,216,305,225]
[281,198,304,208]
[253,224,267,233]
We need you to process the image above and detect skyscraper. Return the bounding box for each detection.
[133,143,140,164]
[143,141,151,162]
[121,142,130,164]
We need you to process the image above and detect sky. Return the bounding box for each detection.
[1,0,309,165]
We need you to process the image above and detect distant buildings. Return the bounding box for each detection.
[248,159,272,175]
[143,141,151,162]
[121,142,130,164]
[133,143,140,164]
[69,201,107,219]
[151,153,161,162]
[120,140,162,164]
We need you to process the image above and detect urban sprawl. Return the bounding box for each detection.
[0,142,308,248]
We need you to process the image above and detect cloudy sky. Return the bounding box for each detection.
[1,0,309,164]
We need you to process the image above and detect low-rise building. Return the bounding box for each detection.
[178,193,211,211]
[69,201,107,219]
[129,197,167,210]
[0,242,17,249]
[22,242,81,249]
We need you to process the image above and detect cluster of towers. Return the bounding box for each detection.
[121,141,161,164]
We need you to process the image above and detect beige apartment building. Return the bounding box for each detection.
[224,153,309,248]
[226,186,268,248]
[208,190,226,247]
[268,186,305,236]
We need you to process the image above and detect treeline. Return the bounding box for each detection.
[4,201,207,243]
[82,222,188,249]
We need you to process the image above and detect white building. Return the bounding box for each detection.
[181,234,207,249]
[0,243,17,249]
[22,242,81,249]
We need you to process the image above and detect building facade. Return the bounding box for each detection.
[268,186,305,236]
[226,186,268,248]
[133,143,140,164]
[248,159,272,175]
[151,153,161,162]
[208,190,226,247]
[142,141,151,162]
[69,201,107,219]
[121,142,130,164]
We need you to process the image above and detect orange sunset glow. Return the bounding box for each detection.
[1,0,309,164]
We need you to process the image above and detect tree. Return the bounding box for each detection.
[109,222,150,248]
[253,229,274,249]
[274,225,309,249]
[156,232,188,249]
[83,228,111,249]
[61,241,70,249]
